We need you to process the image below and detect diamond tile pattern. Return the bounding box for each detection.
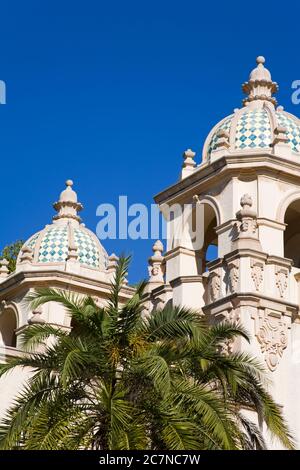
[235,110,272,150]
[276,112,300,153]
[74,229,100,268]
[27,233,40,251]
[207,117,232,156]
[38,226,69,263]
[208,109,300,158]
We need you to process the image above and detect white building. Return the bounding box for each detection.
[1,56,300,448]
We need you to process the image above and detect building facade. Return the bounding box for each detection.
[1,56,300,448]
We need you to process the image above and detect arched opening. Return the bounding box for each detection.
[284,199,300,268]
[169,199,219,275]
[0,309,17,348]
[203,204,218,270]
[193,203,218,273]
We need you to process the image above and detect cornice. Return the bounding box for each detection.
[0,269,135,300]
[170,275,203,288]
[154,153,300,206]
[202,291,298,314]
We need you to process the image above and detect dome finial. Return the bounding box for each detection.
[256,55,265,65]
[53,179,83,224]
[242,56,278,106]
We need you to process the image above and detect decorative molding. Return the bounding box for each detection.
[227,260,239,294]
[251,259,264,291]
[169,275,203,288]
[275,267,288,298]
[225,307,241,323]
[252,309,289,371]
[208,270,221,303]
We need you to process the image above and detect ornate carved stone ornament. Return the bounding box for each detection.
[217,338,233,356]
[208,270,221,302]
[0,259,9,278]
[275,267,288,298]
[250,259,264,291]
[28,307,45,325]
[227,260,239,294]
[19,246,33,263]
[225,307,241,323]
[148,240,165,284]
[237,194,258,233]
[233,194,262,251]
[252,309,289,371]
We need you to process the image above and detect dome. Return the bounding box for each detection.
[17,181,108,270]
[206,108,300,158]
[203,57,300,161]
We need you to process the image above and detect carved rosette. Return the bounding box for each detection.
[208,270,221,302]
[251,259,264,291]
[252,309,289,371]
[275,267,288,298]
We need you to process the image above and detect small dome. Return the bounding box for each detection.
[17,181,108,270]
[205,108,300,158]
[203,57,300,161]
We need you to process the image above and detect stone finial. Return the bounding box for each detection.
[240,193,253,211]
[242,56,278,106]
[233,194,262,250]
[53,180,83,224]
[181,149,196,179]
[152,240,164,257]
[147,240,165,291]
[19,246,33,263]
[28,308,45,325]
[0,259,9,278]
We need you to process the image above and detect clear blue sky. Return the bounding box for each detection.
[1,0,300,283]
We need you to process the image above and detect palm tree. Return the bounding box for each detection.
[0,256,295,450]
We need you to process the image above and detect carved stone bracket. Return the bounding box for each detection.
[252,309,289,371]
[250,259,264,291]
[275,267,288,298]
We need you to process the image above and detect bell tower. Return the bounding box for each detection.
[147,57,300,447]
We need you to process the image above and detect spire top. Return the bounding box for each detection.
[242,56,278,106]
[256,55,265,65]
[53,180,83,224]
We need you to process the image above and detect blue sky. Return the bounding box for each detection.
[1,0,300,282]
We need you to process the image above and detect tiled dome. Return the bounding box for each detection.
[17,181,108,270]
[206,109,300,158]
[203,57,300,161]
